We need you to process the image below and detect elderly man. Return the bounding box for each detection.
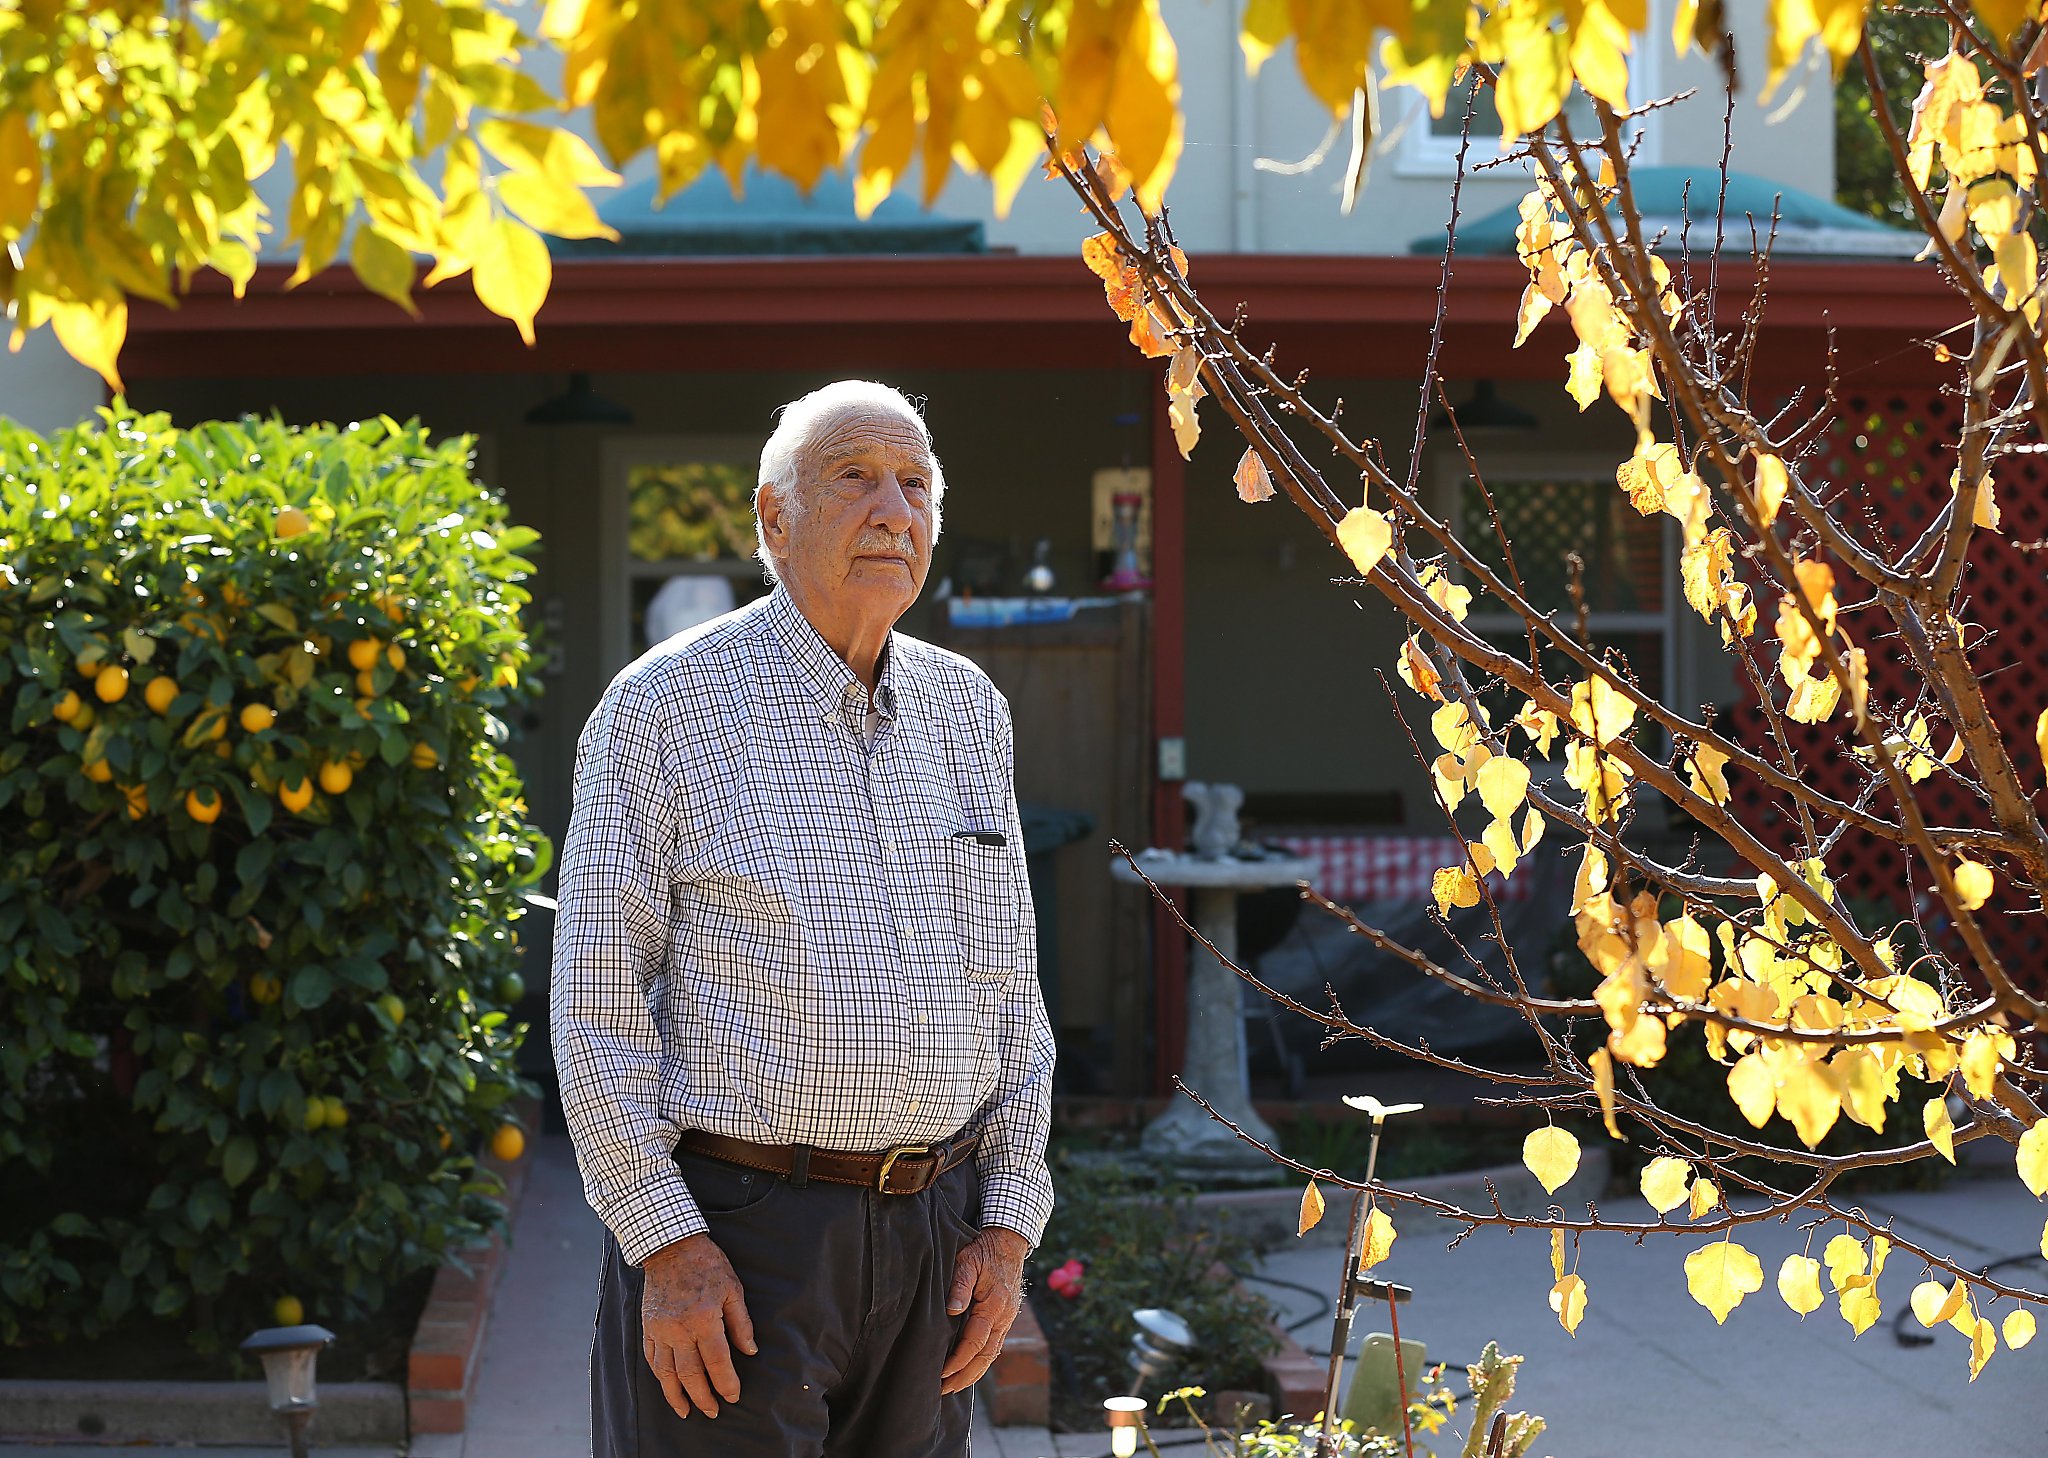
[552,380,1054,1457]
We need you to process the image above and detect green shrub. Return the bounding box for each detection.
[0,406,548,1355]
[1030,1153,1280,1428]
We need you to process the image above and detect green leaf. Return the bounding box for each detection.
[289,965,333,1010]
[222,1135,258,1188]
[350,225,421,317]
[254,603,299,635]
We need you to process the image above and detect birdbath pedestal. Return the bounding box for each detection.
[1112,849,1315,1179]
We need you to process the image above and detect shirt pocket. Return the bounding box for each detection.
[947,835,1020,984]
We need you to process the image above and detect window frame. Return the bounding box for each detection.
[1391,56,1661,180]
[599,435,768,672]
[1437,451,1681,725]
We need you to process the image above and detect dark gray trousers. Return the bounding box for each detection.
[591,1147,978,1457]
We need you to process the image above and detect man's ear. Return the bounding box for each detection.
[756,482,785,548]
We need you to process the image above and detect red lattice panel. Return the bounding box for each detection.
[1724,389,2048,997]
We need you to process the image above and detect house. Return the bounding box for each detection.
[1,0,1963,1097]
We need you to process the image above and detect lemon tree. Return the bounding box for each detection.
[0,407,546,1352]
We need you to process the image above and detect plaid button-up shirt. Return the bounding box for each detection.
[552,587,1055,1265]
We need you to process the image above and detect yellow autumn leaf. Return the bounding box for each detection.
[49,298,127,392]
[2017,1118,2048,1197]
[1550,1273,1588,1335]
[1777,1053,1844,1147]
[496,168,618,241]
[1751,451,1789,527]
[1336,506,1392,576]
[1431,864,1481,915]
[0,109,37,238]
[1298,1180,1326,1238]
[1551,1225,1566,1282]
[349,224,420,317]
[1727,1053,1776,1129]
[1959,1028,2013,1101]
[1640,1156,1692,1215]
[1685,742,1732,805]
[1590,1046,1619,1138]
[2036,706,2047,772]
[1952,860,1994,912]
[1688,1177,1721,1221]
[1839,1275,1882,1336]
[1925,1095,1957,1163]
[2004,1308,2036,1350]
[1778,1254,1824,1316]
[1358,1206,1397,1271]
[1476,756,1531,820]
[1912,1278,1968,1328]
[470,215,551,346]
[1685,1239,1763,1324]
[1970,1315,1997,1379]
[1523,1126,1581,1195]
[1234,446,1275,503]
[1569,675,1637,746]
[1824,1232,1868,1291]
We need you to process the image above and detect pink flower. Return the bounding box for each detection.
[1046,1259,1086,1300]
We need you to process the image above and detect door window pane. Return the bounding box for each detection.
[628,461,759,563]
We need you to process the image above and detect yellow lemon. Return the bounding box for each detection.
[279,776,315,814]
[51,690,83,724]
[194,708,227,742]
[325,1098,349,1128]
[94,665,130,703]
[354,696,376,720]
[220,583,250,610]
[489,1125,526,1162]
[70,702,96,732]
[456,674,480,696]
[409,742,439,770]
[185,787,223,824]
[82,758,114,783]
[273,1295,304,1326]
[122,784,149,819]
[302,1099,325,1130]
[275,506,312,539]
[376,993,406,1026]
[385,643,405,672]
[347,639,382,672]
[239,703,276,734]
[249,972,283,1005]
[374,591,405,621]
[355,669,378,697]
[317,761,353,795]
[213,740,234,759]
[76,645,107,677]
[437,1127,453,1152]
[144,676,179,714]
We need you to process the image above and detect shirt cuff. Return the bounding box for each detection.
[978,1171,1053,1250]
[597,1163,709,1267]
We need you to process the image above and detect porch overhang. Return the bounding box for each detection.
[122,252,1964,389]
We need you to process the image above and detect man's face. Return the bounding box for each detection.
[770,405,938,620]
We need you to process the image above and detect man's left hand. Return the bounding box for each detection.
[940,1226,1030,1395]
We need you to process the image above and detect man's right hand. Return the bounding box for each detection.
[640,1233,757,1419]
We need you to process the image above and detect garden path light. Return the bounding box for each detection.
[237,1323,334,1458]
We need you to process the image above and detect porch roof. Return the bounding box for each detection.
[121,251,1964,389]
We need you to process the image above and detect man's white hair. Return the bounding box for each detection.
[755,380,946,583]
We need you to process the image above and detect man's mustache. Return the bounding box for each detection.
[853,532,914,556]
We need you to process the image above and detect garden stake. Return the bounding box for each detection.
[1317,1108,1392,1458]
[1386,1284,1414,1458]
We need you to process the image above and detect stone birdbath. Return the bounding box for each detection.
[1112,782,1315,1179]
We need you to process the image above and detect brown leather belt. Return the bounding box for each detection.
[674,1128,977,1195]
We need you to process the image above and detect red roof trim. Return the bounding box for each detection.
[121,253,1966,385]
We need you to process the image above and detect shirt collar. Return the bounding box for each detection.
[764,585,903,726]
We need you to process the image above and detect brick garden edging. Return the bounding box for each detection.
[405,1095,543,1435]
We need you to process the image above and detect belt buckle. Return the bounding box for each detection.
[876,1144,931,1194]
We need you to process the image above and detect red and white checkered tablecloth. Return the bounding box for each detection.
[1270,834,1536,904]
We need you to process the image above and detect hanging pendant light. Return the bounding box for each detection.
[526,372,635,425]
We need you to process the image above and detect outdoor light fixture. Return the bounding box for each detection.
[1102,1394,1149,1458]
[238,1323,335,1458]
[1127,1306,1195,1393]
[1429,379,1538,435]
[525,372,635,426]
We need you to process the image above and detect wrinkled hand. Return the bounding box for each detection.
[641,1234,758,1419]
[941,1226,1030,1395]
